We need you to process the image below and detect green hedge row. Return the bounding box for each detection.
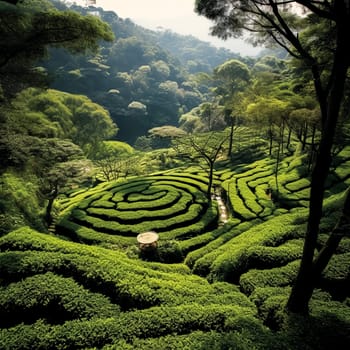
[254,184,276,218]
[127,188,167,202]
[237,177,264,215]
[239,260,301,295]
[206,212,306,283]
[180,221,239,256]
[246,170,275,188]
[285,178,311,192]
[246,238,303,266]
[58,202,217,245]
[0,228,254,310]
[223,178,257,220]
[194,238,303,286]
[157,202,218,241]
[0,272,120,328]
[99,329,275,350]
[56,172,214,246]
[86,190,192,220]
[274,169,309,203]
[71,202,205,235]
[232,159,274,181]
[56,218,137,246]
[158,172,210,186]
[228,162,277,219]
[151,179,207,202]
[0,304,259,350]
[149,174,209,192]
[110,183,158,203]
[187,221,258,275]
[58,181,116,212]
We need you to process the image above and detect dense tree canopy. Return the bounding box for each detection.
[196,0,350,314]
[0,0,114,98]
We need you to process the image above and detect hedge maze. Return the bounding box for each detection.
[1,149,350,349]
[57,173,219,248]
[0,227,262,349]
[55,151,350,271]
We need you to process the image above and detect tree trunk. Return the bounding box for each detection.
[228,116,235,157]
[301,122,308,151]
[287,116,336,315]
[45,184,59,226]
[268,125,273,155]
[287,32,349,314]
[274,121,283,197]
[207,160,214,201]
[286,127,292,151]
[312,188,350,276]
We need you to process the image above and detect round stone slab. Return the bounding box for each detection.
[137,231,159,245]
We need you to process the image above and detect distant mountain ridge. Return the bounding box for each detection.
[69,2,241,72]
[44,1,245,144]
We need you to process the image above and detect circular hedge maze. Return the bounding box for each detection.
[57,172,219,247]
[3,153,349,349]
[57,150,350,276]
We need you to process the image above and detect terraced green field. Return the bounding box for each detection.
[1,148,350,349]
[56,150,350,269]
[57,173,218,248]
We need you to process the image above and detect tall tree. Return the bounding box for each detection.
[213,59,251,156]
[196,0,350,314]
[173,131,229,200]
[11,88,118,158]
[0,0,114,98]
[33,138,93,225]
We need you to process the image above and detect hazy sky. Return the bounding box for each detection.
[73,0,261,56]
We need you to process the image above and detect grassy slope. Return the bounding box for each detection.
[1,145,350,349]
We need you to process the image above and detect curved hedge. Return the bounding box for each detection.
[56,173,218,247]
[0,227,261,349]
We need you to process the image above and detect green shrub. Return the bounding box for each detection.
[320,252,350,300]
[157,240,184,263]
[244,239,304,269]
[237,177,264,215]
[0,171,46,234]
[239,260,300,295]
[0,272,120,328]
[0,304,258,350]
[180,221,239,257]
[56,173,217,246]
[224,178,257,220]
[101,328,297,350]
[189,220,258,277]
[207,213,305,283]
[0,228,256,311]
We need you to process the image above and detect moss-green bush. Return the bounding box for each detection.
[0,272,120,328]
[0,171,46,235]
[157,240,184,263]
[2,143,350,350]
[207,213,306,283]
[56,173,217,246]
[239,260,300,295]
[0,228,255,310]
[0,304,258,350]
[188,221,258,276]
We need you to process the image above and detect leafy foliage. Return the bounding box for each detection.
[1,1,350,348]
[0,0,114,98]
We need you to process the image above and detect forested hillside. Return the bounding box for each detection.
[1,1,350,349]
[44,2,244,143]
